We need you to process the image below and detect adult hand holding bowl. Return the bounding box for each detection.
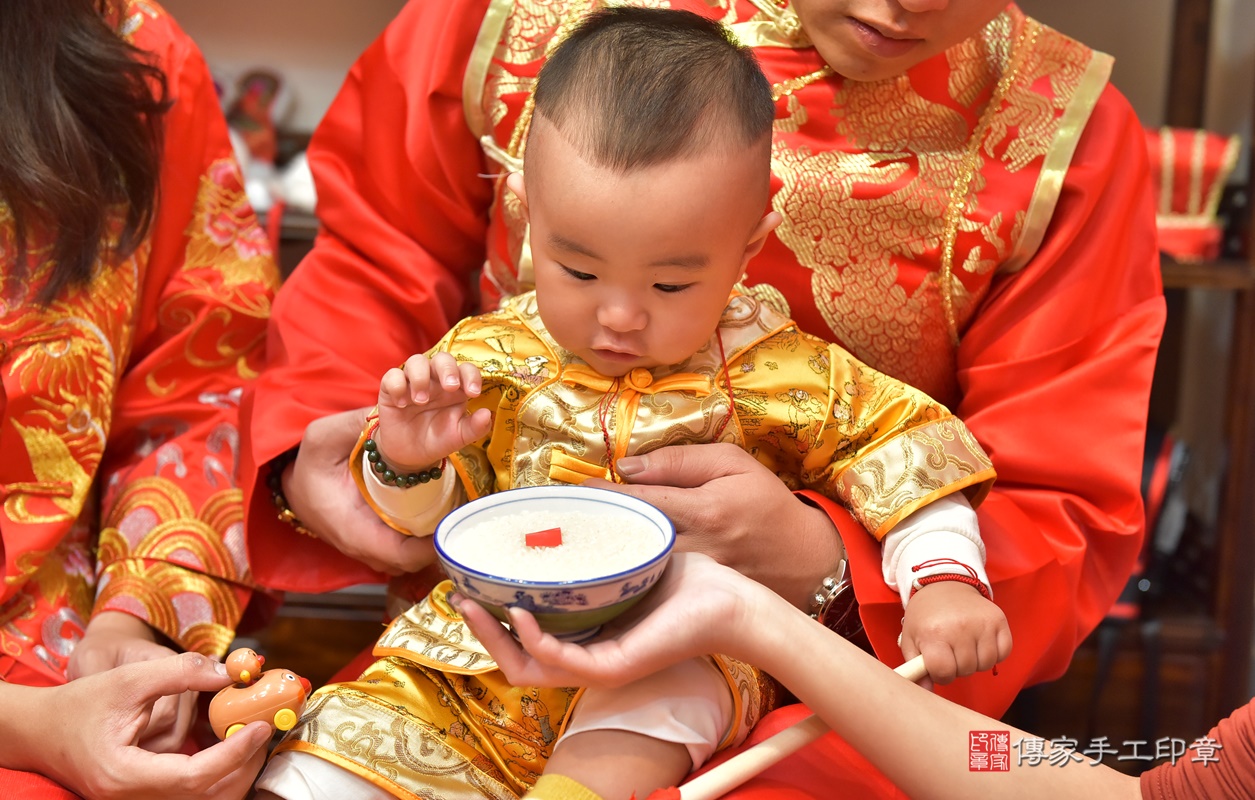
[435,485,675,643]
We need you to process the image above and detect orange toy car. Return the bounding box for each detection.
[209,648,312,740]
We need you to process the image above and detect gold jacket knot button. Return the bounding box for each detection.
[626,368,653,390]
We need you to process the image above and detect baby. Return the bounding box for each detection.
[258,8,1010,800]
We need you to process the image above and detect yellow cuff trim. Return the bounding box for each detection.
[525,774,605,800]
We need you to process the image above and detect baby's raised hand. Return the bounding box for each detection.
[375,352,493,470]
[899,581,1012,687]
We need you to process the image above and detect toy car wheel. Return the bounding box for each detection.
[225,723,245,738]
[274,708,298,731]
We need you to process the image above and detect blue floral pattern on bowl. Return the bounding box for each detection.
[435,485,675,642]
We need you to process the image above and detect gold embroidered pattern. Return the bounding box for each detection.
[375,584,497,673]
[938,21,1037,343]
[6,423,95,526]
[984,24,1091,173]
[772,65,833,101]
[96,480,249,655]
[181,159,278,293]
[149,157,276,393]
[767,8,1100,400]
[423,291,993,536]
[291,612,768,798]
[279,683,536,800]
[835,417,995,538]
[469,5,1109,404]
[737,280,791,318]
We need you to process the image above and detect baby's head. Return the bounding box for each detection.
[509,7,779,377]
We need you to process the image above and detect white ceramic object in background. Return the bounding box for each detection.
[435,485,675,642]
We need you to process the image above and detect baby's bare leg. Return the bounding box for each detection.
[544,729,692,799]
[527,656,735,800]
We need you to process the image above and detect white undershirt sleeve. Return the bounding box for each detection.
[880,493,991,607]
[361,452,464,536]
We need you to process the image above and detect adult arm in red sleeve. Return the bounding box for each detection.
[241,0,496,591]
[840,84,1166,716]
[1140,698,1255,799]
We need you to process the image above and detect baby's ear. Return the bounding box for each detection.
[742,211,782,266]
[506,172,529,217]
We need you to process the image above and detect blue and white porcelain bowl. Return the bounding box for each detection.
[435,485,675,643]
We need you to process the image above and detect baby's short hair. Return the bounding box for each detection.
[532,7,775,172]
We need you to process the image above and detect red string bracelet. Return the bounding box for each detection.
[908,558,991,600]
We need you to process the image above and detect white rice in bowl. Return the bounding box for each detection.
[444,508,663,582]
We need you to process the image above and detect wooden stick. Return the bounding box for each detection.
[678,655,928,800]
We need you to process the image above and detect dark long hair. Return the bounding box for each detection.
[0,0,170,303]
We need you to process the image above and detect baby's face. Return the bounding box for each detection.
[519,118,776,377]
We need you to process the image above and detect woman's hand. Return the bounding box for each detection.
[4,652,271,800]
[283,406,437,575]
[456,552,781,689]
[67,612,193,753]
[586,443,843,609]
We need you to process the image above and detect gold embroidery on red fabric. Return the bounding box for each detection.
[3,445,90,527]
[22,548,83,611]
[771,138,957,398]
[181,159,279,296]
[773,94,808,133]
[946,12,1011,107]
[764,13,993,397]
[985,23,1092,173]
[767,9,1098,397]
[93,565,240,655]
[772,65,833,102]
[115,0,160,41]
[2,237,138,523]
[140,157,274,395]
[4,550,52,589]
[96,480,248,654]
[485,0,583,143]
[744,0,803,41]
[938,22,1036,343]
[1,1,269,671]
[100,479,246,580]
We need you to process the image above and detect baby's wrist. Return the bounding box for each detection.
[908,573,991,600]
[368,419,428,471]
[906,557,991,602]
[364,438,446,488]
[374,440,438,473]
[365,416,445,477]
